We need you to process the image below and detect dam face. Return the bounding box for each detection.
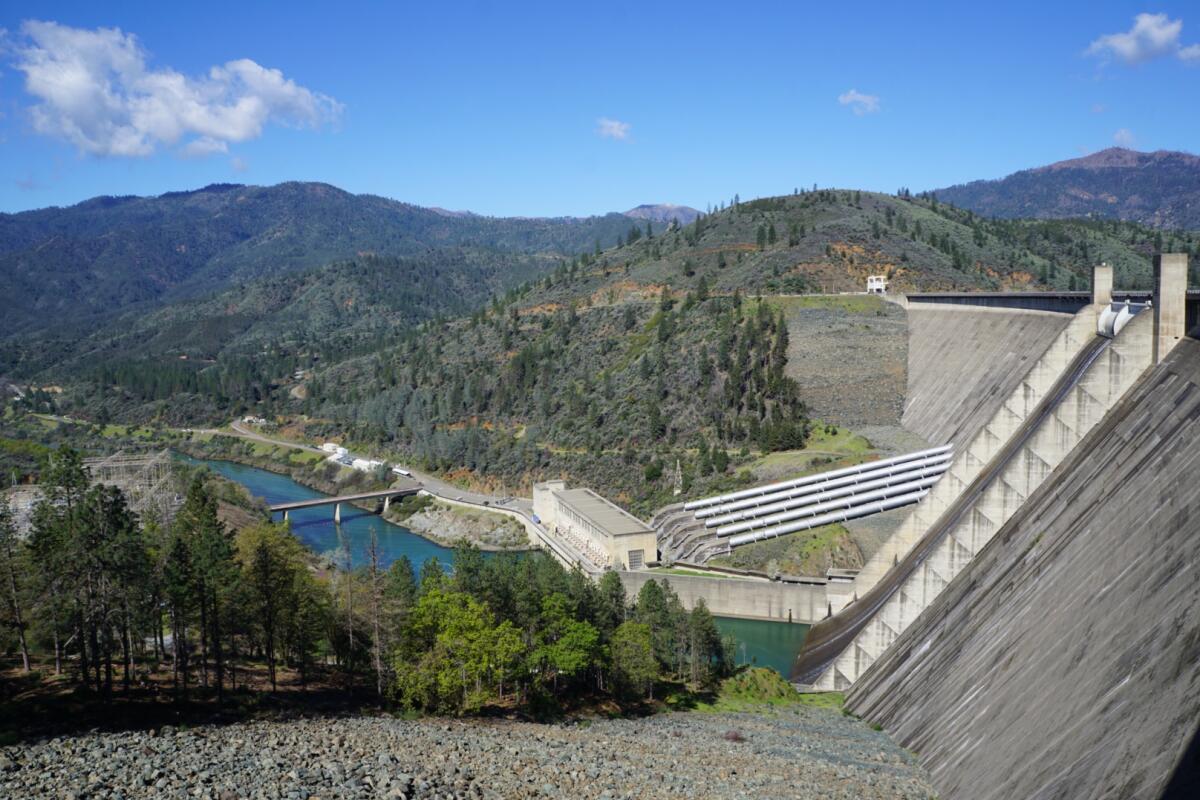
[845,337,1200,800]
[798,295,1158,690]
[901,303,1072,448]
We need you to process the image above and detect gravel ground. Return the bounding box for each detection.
[1,708,936,799]
[784,304,909,430]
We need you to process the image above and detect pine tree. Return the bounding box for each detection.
[0,499,30,672]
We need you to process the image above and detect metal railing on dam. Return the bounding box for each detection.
[906,289,1200,337]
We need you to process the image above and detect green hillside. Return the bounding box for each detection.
[2,248,556,401]
[21,188,1195,517]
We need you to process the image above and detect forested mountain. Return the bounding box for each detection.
[1,249,557,410]
[27,188,1197,512]
[0,181,669,337]
[933,148,1200,229]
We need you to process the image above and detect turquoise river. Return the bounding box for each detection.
[189,457,809,676]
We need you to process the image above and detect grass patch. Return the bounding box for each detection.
[744,422,876,484]
[287,449,324,465]
[766,294,887,315]
[709,521,859,577]
[98,423,157,440]
[795,691,846,710]
[805,423,873,455]
[693,667,840,713]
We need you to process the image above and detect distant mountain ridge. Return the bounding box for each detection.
[933,148,1200,229]
[0,181,682,338]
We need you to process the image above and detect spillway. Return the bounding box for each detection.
[791,333,1114,684]
[845,337,1200,800]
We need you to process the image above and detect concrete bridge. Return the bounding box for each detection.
[270,485,420,522]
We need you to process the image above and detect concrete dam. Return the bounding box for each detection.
[636,256,1199,795]
[781,255,1200,799]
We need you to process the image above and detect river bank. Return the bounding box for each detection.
[187,458,813,677]
[177,435,531,554]
[395,498,531,551]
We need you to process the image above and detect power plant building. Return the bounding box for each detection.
[533,481,656,570]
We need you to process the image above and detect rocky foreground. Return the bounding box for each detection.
[0,705,936,800]
[2,706,936,799]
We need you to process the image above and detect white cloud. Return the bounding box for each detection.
[230,156,249,173]
[10,20,342,157]
[1113,128,1136,147]
[181,136,228,158]
[1087,13,1198,64]
[838,89,880,115]
[596,117,631,140]
[1091,103,1107,114]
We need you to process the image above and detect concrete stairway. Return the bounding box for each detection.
[847,306,1101,608]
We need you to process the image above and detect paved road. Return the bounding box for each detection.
[217,422,515,503]
[225,421,325,453]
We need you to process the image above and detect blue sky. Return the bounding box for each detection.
[0,1,1197,216]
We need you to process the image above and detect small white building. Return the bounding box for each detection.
[867,275,888,295]
[351,458,384,473]
[321,442,341,453]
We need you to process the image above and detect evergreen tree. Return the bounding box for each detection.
[611,621,656,699]
[0,498,31,672]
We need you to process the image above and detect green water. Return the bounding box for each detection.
[714,616,809,677]
[185,456,808,676]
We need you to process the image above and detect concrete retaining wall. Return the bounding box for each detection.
[618,570,827,624]
[845,338,1200,800]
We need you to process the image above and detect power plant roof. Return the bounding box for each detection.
[554,488,653,538]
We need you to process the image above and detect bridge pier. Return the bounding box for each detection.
[383,495,391,513]
[283,510,289,522]
[334,503,341,524]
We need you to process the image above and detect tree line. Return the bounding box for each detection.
[0,452,734,714]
